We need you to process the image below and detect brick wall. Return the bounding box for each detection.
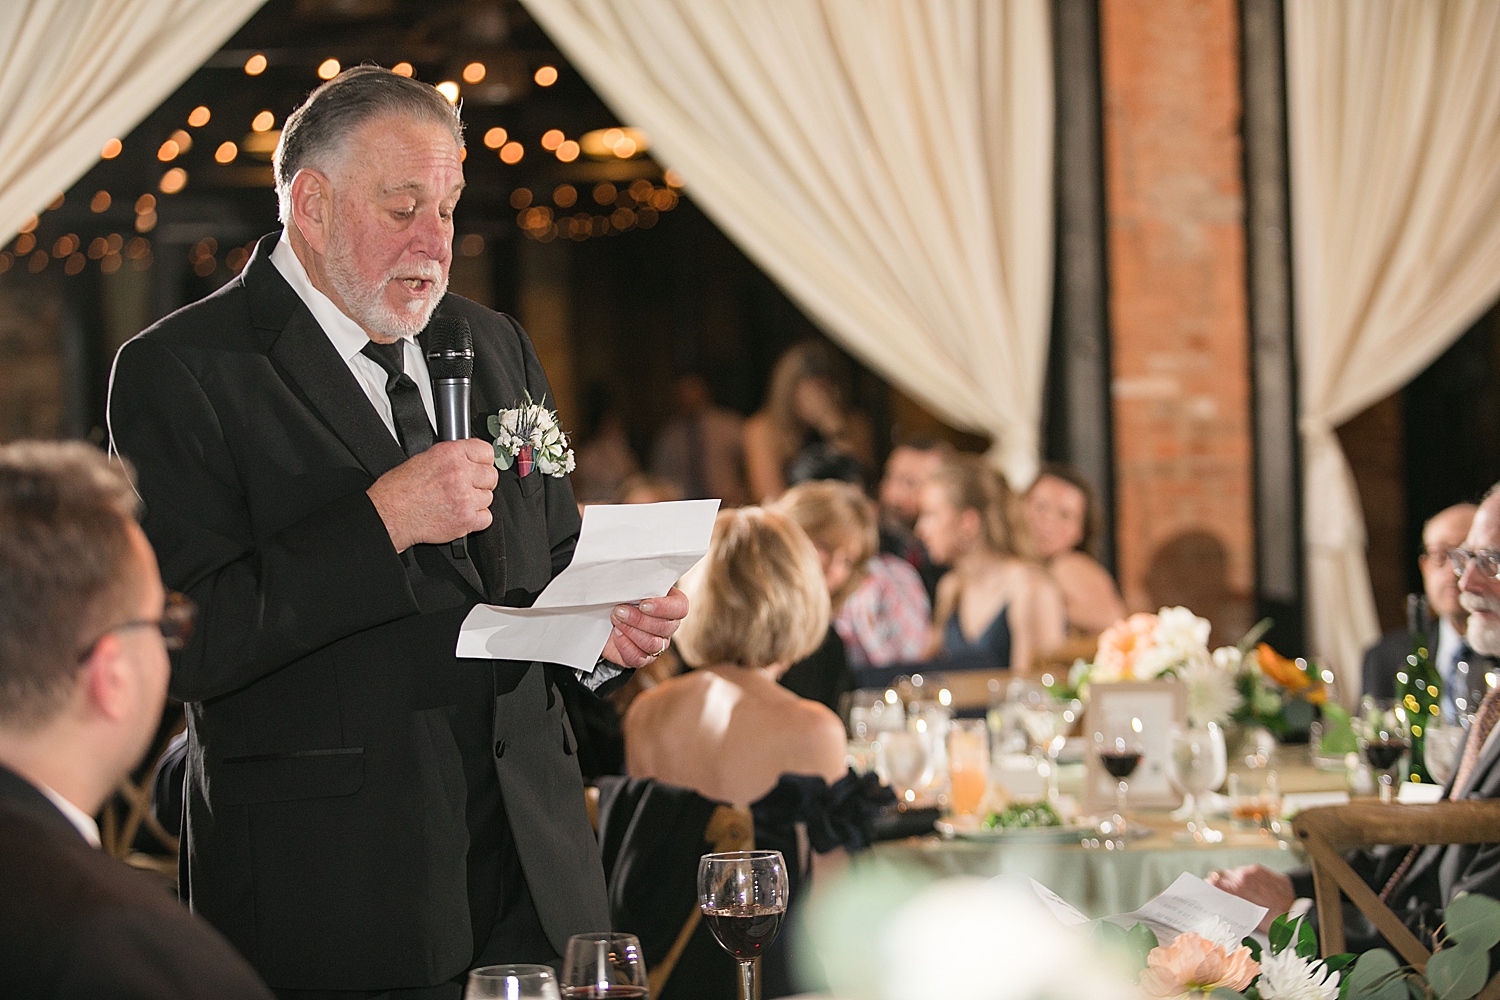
[1100,0,1256,645]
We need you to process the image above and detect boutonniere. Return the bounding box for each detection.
[487,392,575,478]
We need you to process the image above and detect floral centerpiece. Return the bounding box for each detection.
[1227,639,1331,741]
[1073,606,1244,727]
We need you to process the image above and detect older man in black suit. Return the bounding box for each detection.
[1210,483,1500,954]
[0,441,272,999]
[108,68,686,997]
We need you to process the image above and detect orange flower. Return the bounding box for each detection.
[1138,932,1259,998]
[1256,643,1312,693]
[1095,613,1159,681]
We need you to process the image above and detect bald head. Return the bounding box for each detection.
[1458,491,1500,656]
[1422,503,1478,628]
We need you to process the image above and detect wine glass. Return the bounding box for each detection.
[1359,698,1411,803]
[875,729,932,804]
[1094,716,1144,847]
[1168,722,1228,843]
[1021,699,1080,803]
[947,718,990,817]
[561,933,647,998]
[1424,717,1470,787]
[698,850,790,1000]
[467,965,562,999]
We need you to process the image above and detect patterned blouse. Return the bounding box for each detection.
[834,554,931,667]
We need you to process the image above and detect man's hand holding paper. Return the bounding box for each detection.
[457,499,720,670]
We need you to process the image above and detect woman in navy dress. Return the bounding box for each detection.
[917,455,1066,674]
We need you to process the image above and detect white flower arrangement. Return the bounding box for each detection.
[487,393,576,478]
[1085,606,1243,726]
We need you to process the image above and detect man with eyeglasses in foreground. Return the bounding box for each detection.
[1210,483,1500,968]
[0,441,273,999]
[1363,503,1498,719]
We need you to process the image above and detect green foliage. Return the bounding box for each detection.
[1126,922,1159,974]
[1243,936,1263,963]
[1346,949,1408,1000]
[1269,913,1297,955]
[1297,916,1320,959]
[1319,702,1361,755]
[1443,893,1500,953]
[1426,942,1489,1000]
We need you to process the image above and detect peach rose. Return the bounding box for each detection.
[1138,932,1259,998]
[1095,613,1159,681]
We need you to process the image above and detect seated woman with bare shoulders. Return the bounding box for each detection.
[1023,463,1127,635]
[624,507,849,808]
[917,455,1067,674]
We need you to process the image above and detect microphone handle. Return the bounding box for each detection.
[432,379,472,559]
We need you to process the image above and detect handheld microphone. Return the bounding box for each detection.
[425,316,475,559]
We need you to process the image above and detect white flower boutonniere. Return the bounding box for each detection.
[487,392,575,478]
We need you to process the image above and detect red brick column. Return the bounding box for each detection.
[1100,0,1256,645]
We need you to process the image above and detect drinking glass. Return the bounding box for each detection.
[1168,722,1228,843]
[1359,698,1411,803]
[875,729,932,804]
[467,965,562,1000]
[698,850,789,1000]
[561,933,647,998]
[843,688,904,741]
[1094,717,1144,847]
[948,719,990,816]
[1021,699,1080,803]
[1424,718,1469,787]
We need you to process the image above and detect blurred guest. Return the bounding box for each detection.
[0,442,272,999]
[650,373,748,507]
[624,507,848,806]
[918,455,1066,673]
[776,481,929,673]
[572,384,640,502]
[877,438,952,602]
[617,472,684,505]
[1023,464,1127,634]
[1363,503,1495,718]
[743,341,875,503]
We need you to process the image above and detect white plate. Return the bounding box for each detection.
[936,815,1095,843]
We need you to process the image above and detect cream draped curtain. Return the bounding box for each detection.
[0,0,267,244]
[1287,0,1500,695]
[521,0,1054,486]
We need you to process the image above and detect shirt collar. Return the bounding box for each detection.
[35,781,101,848]
[270,229,414,361]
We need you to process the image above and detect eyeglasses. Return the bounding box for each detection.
[1423,546,1458,566]
[77,592,196,662]
[1450,549,1500,579]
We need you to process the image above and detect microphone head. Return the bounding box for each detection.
[425,316,474,380]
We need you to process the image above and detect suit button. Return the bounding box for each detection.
[494,740,507,759]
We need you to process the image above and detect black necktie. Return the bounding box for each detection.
[361,339,435,456]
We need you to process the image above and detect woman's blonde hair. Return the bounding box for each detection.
[760,341,847,461]
[932,454,1022,557]
[674,507,830,670]
[773,480,877,606]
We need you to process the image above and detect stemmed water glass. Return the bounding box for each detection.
[1359,698,1412,803]
[561,933,647,998]
[1022,699,1080,803]
[1168,721,1228,843]
[698,850,789,1000]
[467,965,562,999]
[1094,717,1144,847]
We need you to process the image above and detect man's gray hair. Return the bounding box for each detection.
[274,65,465,222]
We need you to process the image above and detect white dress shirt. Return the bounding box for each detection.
[270,231,437,442]
[36,780,101,847]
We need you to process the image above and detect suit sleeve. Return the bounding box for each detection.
[110,336,418,703]
[55,907,276,1000]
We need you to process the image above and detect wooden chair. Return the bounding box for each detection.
[1293,800,1500,1000]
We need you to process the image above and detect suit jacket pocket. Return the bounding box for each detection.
[216,747,364,805]
[517,467,544,498]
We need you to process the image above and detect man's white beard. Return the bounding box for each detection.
[1461,593,1500,656]
[324,224,447,339]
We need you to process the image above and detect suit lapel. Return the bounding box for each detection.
[245,239,488,595]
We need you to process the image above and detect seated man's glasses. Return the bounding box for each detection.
[76,592,196,662]
[1449,548,1500,579]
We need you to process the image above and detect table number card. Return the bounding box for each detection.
[1082,681,1187,811]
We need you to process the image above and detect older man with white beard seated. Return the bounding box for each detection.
[1209,482,1500,960]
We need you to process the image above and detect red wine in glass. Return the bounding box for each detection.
[1100,751,1142,779]
[704,906,786,960]
[1362,739,1408,772]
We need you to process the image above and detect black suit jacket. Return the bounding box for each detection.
[1362,628,1496,716]
[0,765,273,999]
[1292,719,1500,959]
[107,236,609,990]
